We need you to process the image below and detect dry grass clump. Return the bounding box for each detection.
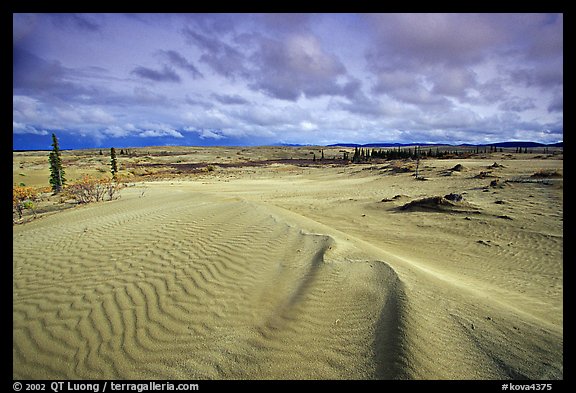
[531,169,562,178]
[388,162,415,174]
[397,193,480,214]
[381,194,410,202]
[473,171,498,179]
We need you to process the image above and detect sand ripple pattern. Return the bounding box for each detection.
[13,189,404,379]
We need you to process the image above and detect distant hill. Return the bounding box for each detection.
[489,141,563,148]
[327,141,563,148]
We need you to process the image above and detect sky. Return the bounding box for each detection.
[13,13,563,150]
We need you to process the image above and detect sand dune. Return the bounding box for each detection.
[13,152,563,379]
[13,187,406,379]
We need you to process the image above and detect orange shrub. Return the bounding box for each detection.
[13,185,41,220]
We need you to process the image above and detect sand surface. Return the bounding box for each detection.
[13,148,563,379]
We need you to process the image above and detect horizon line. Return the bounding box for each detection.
[13,140,564,152]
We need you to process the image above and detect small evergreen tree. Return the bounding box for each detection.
[110,147,118,179]
[49,133,65,193]
[415,146,421,180]
[352,147,360,163]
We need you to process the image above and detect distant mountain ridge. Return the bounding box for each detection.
[326,141,563,148]
[14,141,563,152]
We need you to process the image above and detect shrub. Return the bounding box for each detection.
[64,175,124,204]
[13,185,40,220]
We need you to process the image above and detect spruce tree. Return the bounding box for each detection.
[49,133,65,193]
[415,146,421,180]
[110,147,118,179]
[352,147,360,163]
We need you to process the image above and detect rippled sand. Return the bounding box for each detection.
[13,150,563,379]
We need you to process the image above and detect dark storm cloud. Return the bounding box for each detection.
[13,45,67,91]
[13,45,106,103]
[131,65,181,83]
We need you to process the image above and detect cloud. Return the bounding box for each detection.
[136,122,184,138]
[182,27,249,79]
[185,94,214,109]
[373,69,451,109]
[547,89,563,113]
[211,93,250,105]
[510,66,563,89]
[256,13,313,35]
[300,121,318,131]
[13,95,41,121]
[249,34,357,100]
[430,67,478,98]
[102,125,135,138]
[131,65,181,82]
[12,13,563,148]
[158,49,203,79]
[498,97,536,112]
[132,87,170,106]
[183,24,360,101]
[139,129,183,138]
[365,14,502,69]
[521,14,563,62]
[183,108,237,130]
[49,13,102,32]
[183,127,225,140]
[13,45,70,92]
[13,45,124,110]
[181,13,238,35]
[55,106,116,125]
[13,122,49,135]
